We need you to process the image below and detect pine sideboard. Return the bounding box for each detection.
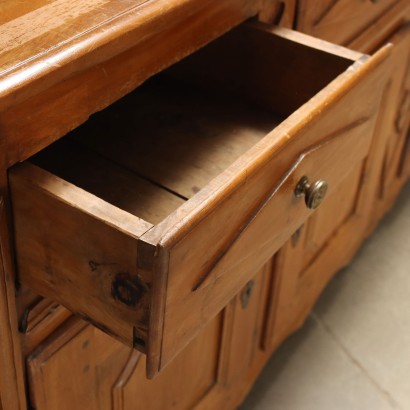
[0,1,409,409]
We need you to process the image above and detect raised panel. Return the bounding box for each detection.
[27,313,222,410]
[112,315,222,410]
[362,24,410,228]
[20,298,71,354]
[297,0,399,46]
[262,26,405,351]
[379,26,410,191]
[221,263,272,385]
[27,319,130,410]
[264,160,367,349]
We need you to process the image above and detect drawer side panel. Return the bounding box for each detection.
[9,163,152,349]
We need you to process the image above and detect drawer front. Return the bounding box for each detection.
[141,29,392,375]
[297,0,400,46]
[9,24,392,378]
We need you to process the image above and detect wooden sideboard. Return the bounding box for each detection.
[0,1,409,409]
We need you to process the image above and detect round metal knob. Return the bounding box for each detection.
[295,176,328,209]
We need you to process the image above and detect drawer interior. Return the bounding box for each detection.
[28,23,357,228]
[30,76,279,225]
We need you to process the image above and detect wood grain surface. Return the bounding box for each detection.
[32,138,185,225]
[1,1,408,409]
[27,313,222,410]
[8,22,392,378]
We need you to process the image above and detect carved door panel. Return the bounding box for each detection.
[220,262,272,386]
[349,22,410,230]
[297,0,398,46]
[112,316,221,410]
[27,314,222,410]
[264,160,368,349]
[27,319,129,410]
[375,25,410,210]
[26,258,277,410]
[262,24,410,350]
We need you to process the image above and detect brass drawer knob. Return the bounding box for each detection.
[295,176,328,209]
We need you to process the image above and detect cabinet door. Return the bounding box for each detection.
[382,26,410,183]
[296,3,410,227]
[264,21,410,352]
[369,24,410,222]
[111,317,221,410]
[27,314,222,410]
[220,263,271,386]
[297,0,398,46]
[264,160,368,349]
[25,261,276,410]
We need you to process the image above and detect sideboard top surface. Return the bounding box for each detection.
[0,0,151,73]
[1,0,157,103]
[0,0,261,112]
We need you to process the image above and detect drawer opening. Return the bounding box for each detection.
[28,22,358,228]
[29,75,281,225]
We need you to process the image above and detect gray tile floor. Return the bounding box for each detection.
[241,182,410,410]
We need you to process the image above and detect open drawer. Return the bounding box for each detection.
[9,22,391,377]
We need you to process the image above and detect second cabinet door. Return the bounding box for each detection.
[25,259,275,410]
[264,160,369,349]
[366,23,410,226]
[221,262,272,386]
[27,314,222,410]
[264,17,410,352]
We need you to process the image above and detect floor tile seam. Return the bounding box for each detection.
[309,312,402,410]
